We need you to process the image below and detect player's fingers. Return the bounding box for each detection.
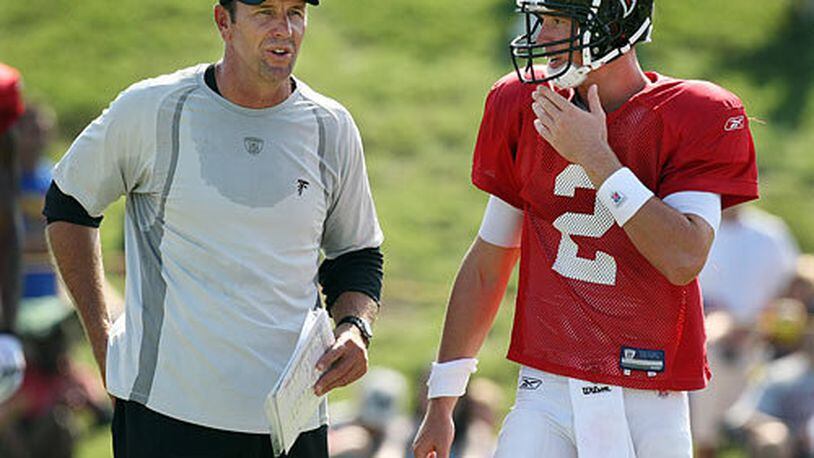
[587,84,604,117]
[412,439,436,458]
[539,84,568,110]
[532,102,556,127]
[534,119,553,143]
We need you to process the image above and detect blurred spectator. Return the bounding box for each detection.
[0,105,112,458]
[786,255,814,315]
[761,298,810,359]
[692,206,799,458]
[329,367,412,458]
[0,322,111,458]
[0,62,26,406]
[408,372,502,458]
[16,105,75,335]
[728,315,814,458]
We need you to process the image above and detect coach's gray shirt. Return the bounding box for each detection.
[54,64,383,433]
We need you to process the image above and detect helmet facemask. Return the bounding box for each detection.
[510,0,654,88]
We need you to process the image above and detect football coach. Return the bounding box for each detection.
[43,1,384,456]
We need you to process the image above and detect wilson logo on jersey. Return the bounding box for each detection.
[519,376,543,390]
[724,115,746,132]
[581,385,612,396]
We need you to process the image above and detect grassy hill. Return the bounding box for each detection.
[2,1,813,456]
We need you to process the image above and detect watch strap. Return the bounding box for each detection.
[337,315,372,346]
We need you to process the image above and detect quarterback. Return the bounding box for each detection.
[413,0,758,457]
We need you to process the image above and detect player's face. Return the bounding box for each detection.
[224,0,307,84]
[534,13,582,71]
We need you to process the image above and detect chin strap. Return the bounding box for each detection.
[550,63,591,89]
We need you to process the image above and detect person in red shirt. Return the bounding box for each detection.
[413,1,759,457]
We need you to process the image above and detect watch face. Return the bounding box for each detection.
[344,316,372,340]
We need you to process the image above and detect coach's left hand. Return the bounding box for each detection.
[532,84,621,184]
[313,324,368,396]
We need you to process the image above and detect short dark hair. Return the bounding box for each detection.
[220,0,237,22]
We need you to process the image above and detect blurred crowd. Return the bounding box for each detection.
[691,206,814,458]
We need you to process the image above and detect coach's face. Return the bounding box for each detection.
[219,0,307,84]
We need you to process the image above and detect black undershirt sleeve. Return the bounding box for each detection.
[318,246,384,312]
[43,181,103,228]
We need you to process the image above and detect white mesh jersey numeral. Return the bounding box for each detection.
[552,165,617,285]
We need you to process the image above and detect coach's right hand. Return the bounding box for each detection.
[412,397,456,458]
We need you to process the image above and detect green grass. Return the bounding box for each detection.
[3,0,813,456]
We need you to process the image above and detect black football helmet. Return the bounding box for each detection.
[510,0,654,87]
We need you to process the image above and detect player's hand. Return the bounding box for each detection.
[412,399,456,458]
[531,84,616,172]
[0,333,26,403]
[313,323,368,396]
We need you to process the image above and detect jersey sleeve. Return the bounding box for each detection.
[321,112,384,259]
[52,87,154,217]
[471,78,524,209]
[0,63,24,135]
[659,93,758,210]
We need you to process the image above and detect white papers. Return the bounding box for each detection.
[266,307,335,456]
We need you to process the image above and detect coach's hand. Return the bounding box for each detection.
[532,84,622,186]
[313,323,368,396]
[412,398,456,458]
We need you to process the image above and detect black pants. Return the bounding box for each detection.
[112,399,328,458]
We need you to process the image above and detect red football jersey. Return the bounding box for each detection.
[472,71,759,391]
[0,63,23,135]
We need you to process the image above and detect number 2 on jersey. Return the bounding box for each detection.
[552,165,617,286]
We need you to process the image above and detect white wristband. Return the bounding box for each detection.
[597,168,654,226]
[427,358,478,399]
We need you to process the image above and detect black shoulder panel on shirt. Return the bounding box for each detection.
[43,181,103,228]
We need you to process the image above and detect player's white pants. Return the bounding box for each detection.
[494,366,692,458]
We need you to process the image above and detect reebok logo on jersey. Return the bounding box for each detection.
[724,115,746,132]
[244,137,264,155]
[296,179,310,196]
[519,376,543,390]
[610,191,626,207]
[582,385,612,396]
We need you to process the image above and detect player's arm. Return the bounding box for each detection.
[533,84,715,285]
[44,183,110,385]
[413,196,521,458]
[0,131,20,332]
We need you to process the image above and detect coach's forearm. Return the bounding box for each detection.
[437,237,519,363]
[331,291,378,328]
[47,221,112,383]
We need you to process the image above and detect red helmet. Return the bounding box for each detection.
[0,63,24,135]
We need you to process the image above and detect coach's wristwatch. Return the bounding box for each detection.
[337,316,373,346]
